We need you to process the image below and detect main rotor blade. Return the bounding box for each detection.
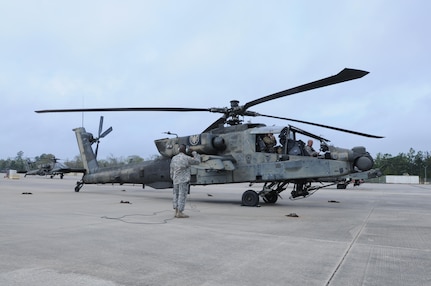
[35,107,210,113]
[243,68,369,111]
[259,113,384,138]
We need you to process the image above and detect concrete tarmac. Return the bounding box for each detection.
[1,174,431,286]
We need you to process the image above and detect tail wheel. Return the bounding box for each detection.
[75,181,84,192]
[242,190,259,206]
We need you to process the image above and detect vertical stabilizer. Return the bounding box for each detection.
[73,127,99,174]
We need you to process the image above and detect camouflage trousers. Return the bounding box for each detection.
[173,182,189,212]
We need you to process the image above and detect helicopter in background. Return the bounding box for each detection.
[24,156,85,179]
[36,68,383,206]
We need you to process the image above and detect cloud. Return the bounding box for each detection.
[1,1,431,161]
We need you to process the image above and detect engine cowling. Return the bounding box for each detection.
[327,146,374,171]
[155,133,226,158]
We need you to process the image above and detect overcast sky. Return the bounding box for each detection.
[1,1,430,162]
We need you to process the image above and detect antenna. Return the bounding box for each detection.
[81,95,85,127]
[164,131,178,137]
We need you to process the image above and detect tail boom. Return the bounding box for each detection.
[74,127,99,174]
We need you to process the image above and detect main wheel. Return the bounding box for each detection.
[242,190,259,206]
[263,191,278,204]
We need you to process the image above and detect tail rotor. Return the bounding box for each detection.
[91,116,113,158]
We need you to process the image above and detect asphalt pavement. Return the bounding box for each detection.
[1,174,430,286]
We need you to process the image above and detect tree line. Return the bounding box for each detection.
[0,151,146,173]
[1,148,430,182]
[373,148,430,182]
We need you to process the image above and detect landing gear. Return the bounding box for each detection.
[242,190,259,206]
[353,179,363,186]
[336,183,347,189]
[242,180,336,205]
[289,180,334,200]
[290,182,310,199]
[337,179,353,189]
[241,182,287,206]
[260,182,288,204]
[75,180,84,192]
[263,191,278,204]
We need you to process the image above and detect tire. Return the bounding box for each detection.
[242,190,259,206]
[263,192,278,204]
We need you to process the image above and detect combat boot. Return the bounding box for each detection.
[176,211,189,218]
[174,208,179,218]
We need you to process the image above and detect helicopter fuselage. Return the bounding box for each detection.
[77,123,374,192]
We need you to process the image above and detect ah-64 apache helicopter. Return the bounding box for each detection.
[24,156,85,179]
[36,68,383,206]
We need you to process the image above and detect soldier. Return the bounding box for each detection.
[170,144,201,218]
[304,139,319,157]
[263,133,277,152]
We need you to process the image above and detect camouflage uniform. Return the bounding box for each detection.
[263,134,277,152]
[304,142,318,157]
[170,151,201,212]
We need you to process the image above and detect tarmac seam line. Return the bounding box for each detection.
[325,206,375,286]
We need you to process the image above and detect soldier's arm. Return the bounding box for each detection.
[189,151,201,165]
